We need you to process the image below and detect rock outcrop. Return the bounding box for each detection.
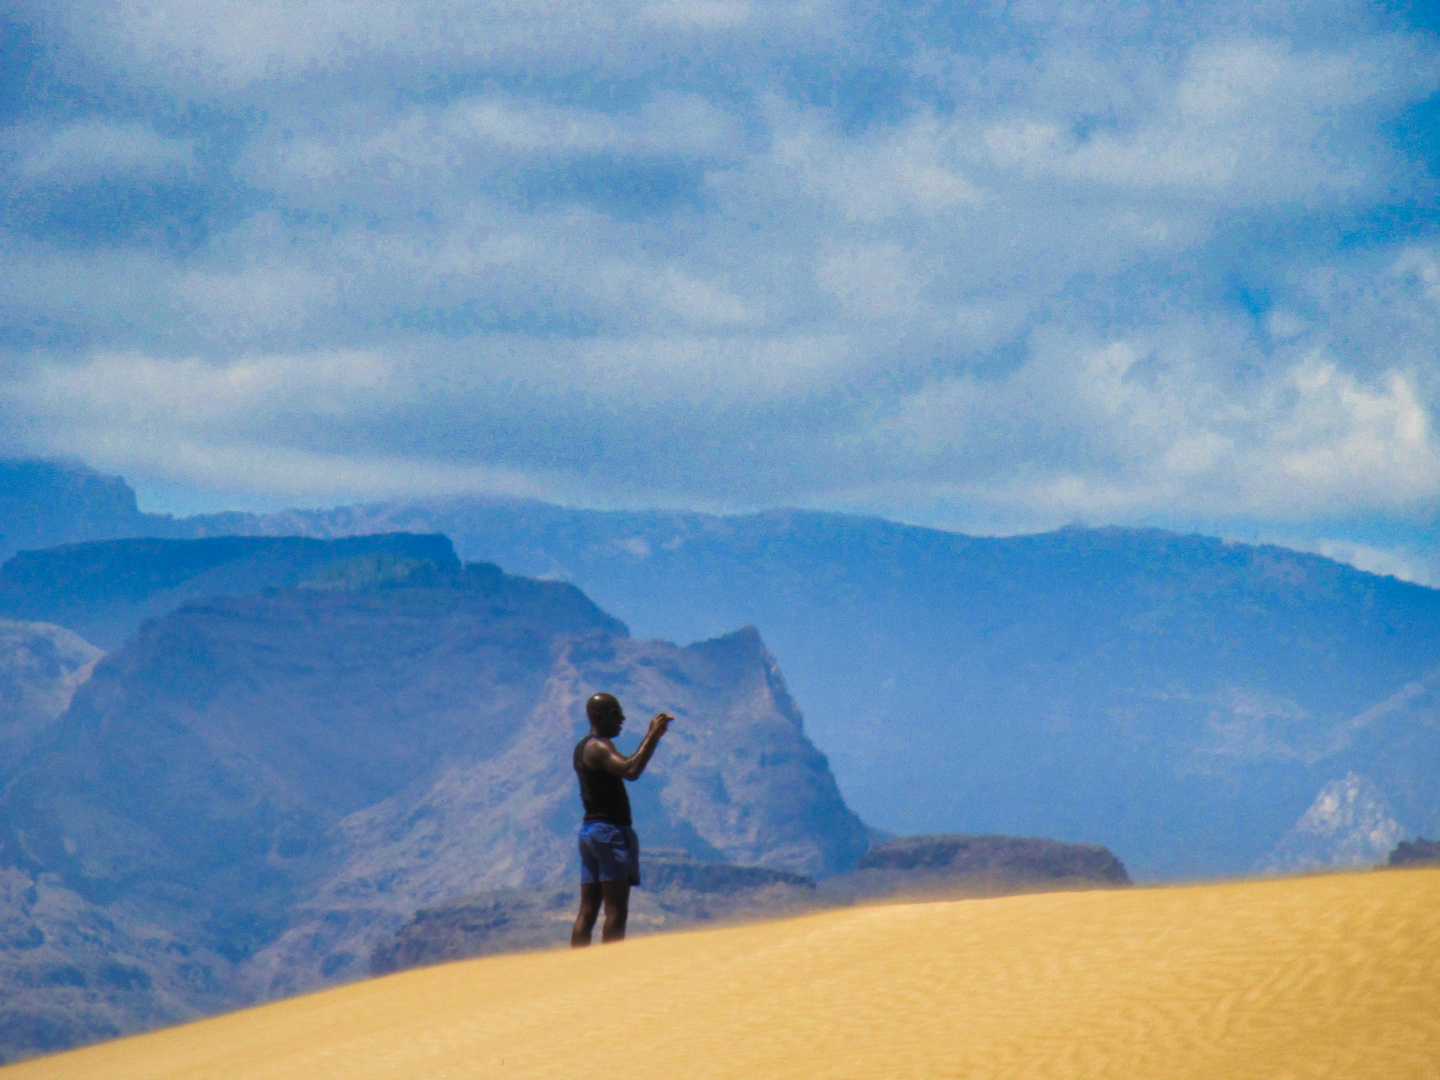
[857,834,1131,880]
[822,834,1130,901]
[1387,837,1440,867]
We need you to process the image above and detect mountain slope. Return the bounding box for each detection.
[0,621,100,757]
[179,499,1440,878]
[6,462,1440,879]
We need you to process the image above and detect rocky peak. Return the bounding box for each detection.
[1260,773,1406,873]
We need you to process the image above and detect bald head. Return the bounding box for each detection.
[586,692,622,725]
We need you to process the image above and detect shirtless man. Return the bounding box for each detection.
[570,692,672,946]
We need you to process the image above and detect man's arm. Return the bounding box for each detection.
[584,714,672,780]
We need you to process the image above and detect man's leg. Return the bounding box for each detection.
[600,880,630,943]
[572,881,602,947]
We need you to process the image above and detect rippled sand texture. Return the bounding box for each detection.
[9,868,1439,1080]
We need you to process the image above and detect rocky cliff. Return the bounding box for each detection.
[239,621,865,1001]
[0,461,174,564]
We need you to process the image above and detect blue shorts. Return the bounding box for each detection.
[578,821,641,885]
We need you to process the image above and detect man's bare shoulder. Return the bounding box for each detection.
[582,736,616,768]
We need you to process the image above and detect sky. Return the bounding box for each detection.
[1,0,1439,580]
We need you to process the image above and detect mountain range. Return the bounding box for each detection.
[5,459,1440,881]
[176,496,1440,880]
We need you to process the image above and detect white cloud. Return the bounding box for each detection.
[1267,362,1438,509]
[636,0,751,29]
[1300,540,1440,588]
[982,37,1438,201]
[41,0,833,92]
[1,0,1438,542]
[313,92,747,189]
[4,121,197,185]
[11,350,396,429]
[85,436,547,504]
[172,259,340,337]
[866,325,1440,522]
[817,244,927,319]
[566,332,855,400]
[773,108,986,224]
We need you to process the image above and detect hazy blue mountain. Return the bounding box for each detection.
[0,533,459,648]
[0,561,864,1060]
[0,460,179,564]
[5,460,1440,880]
[180,499,1440,880]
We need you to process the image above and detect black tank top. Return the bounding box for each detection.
[574,736,632,827]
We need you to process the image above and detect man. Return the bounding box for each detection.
[571,692,672,946]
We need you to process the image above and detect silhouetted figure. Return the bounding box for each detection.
[571,692,672,946]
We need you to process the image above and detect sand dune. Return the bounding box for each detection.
[8,868,1438,1079]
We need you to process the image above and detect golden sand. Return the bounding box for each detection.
[9,868,1439,1080]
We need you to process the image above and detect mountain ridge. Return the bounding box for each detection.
[5,461,1440,879]
[161,494,1440,879]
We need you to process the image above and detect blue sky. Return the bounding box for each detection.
[1,0,1438,579]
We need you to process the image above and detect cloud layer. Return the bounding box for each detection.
[1,0,1438,562]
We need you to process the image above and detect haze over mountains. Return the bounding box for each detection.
[181,495,1440,879]
[0,462,179,565]
[5,459,1440,881]
[0,533,461,650]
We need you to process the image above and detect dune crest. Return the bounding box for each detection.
[6,868,1438,1079]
